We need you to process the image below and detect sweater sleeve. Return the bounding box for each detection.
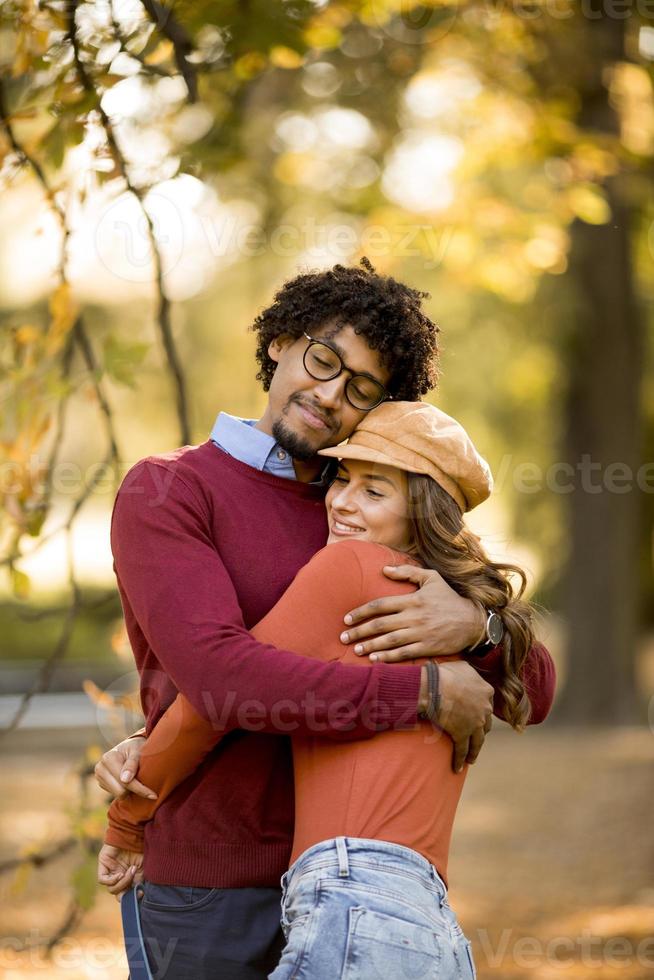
[105,540,409,851]
[105,693,215,851]
[472,641,557,724]
[111,461,422,742]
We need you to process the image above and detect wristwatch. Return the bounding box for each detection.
[470,608,504,653]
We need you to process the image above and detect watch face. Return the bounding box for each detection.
[487,613,504,645]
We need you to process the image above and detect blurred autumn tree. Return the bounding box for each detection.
[1,0,653,946]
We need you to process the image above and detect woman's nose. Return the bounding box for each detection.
[331,486,357,512]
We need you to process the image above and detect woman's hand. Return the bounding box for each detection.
[94,735,156,800]
[341,565,485,661]
[97,844,144,900]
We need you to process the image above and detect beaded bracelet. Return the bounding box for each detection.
[420,660,441,724]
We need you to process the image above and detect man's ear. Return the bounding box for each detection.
[268,334,295,364]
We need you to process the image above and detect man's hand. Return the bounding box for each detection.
[94,735,156,800]
[98,843,144,900]
[341,565,485,660]
[436,660,494,772]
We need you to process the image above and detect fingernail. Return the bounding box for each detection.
[344,615,352,625]
[120,770,131,782]
[147,793,157,800]
[369,653,378,662]
[354,644,363,655]
[340,632,349,643]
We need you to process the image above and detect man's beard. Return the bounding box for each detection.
[272,397,334,462]
[272,417,319,462]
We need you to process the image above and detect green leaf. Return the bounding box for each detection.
[103,335,149,388]
[72,854,98,912]
[41,116,85,170]
[25,507,47,538]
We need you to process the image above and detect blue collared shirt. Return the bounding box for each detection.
[210,412,333,485]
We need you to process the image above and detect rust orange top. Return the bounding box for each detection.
[106,540,467,884]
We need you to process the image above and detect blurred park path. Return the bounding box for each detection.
[1,724,652,979]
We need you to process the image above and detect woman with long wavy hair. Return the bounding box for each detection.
[101,401,551,980]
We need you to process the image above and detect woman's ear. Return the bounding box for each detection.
[268,334,294,364]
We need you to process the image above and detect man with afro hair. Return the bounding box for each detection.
[252,256,439,402]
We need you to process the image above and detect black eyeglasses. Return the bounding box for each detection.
[302,332,390,412]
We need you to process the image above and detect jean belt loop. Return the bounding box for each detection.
[335,837,349,878]
[430,863,444,907]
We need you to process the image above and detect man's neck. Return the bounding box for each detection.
[291,457,325,483]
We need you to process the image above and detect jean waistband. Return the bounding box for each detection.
[285,838,447,896]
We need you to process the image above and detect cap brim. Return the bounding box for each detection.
[317,443,419,476]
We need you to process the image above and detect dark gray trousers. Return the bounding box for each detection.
[135,881,285,980]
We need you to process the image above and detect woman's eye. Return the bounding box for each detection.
[367,489,383,499]
[332,475,348,485]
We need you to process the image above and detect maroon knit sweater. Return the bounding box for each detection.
[111,440,555,888]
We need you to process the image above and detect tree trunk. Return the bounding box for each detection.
[554,17,644,723]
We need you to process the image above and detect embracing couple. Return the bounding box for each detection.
[94,258,555,980]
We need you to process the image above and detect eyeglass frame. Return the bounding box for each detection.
[301,332,391,412]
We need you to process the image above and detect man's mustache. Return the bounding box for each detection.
[288,395,335,431]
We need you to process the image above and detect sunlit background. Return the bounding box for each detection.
[1,1,653,977]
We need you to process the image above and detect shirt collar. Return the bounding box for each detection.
[210,412,335,486]
[211,412,280,472]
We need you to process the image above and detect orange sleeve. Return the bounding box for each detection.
[105,693,222,851]
[104,541,395,851]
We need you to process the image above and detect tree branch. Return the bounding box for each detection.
[0,536,81,737]
[138,0,198,102]
[0,837,77,876]
[67,0,191,444]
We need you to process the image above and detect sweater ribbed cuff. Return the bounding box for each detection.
[469,643,502,672]
[374,664,421,731]
[105,823,145,853]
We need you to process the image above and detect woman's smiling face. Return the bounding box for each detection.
[325,458,412,553]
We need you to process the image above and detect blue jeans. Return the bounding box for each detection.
[269,838,476,980]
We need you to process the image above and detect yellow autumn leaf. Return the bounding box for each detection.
[234,52,267,80]
[269,46,304,69]
[79,810,108,839]
[273,151,312,185]
[11,567,30,600]
[568,184,611,225]
[47,282,78,353]
[303,25,342,50]
[83,679,115,709]
[317,5,353,28]
[85,744,104,766]
[144,39,174,66]
[11,861,32,897]
[15,324,40,344]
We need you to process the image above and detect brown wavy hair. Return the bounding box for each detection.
[406,474,535,731]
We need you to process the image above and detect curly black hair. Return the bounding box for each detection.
[250,257,440,399]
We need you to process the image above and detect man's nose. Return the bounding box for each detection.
[313,375,346,410]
